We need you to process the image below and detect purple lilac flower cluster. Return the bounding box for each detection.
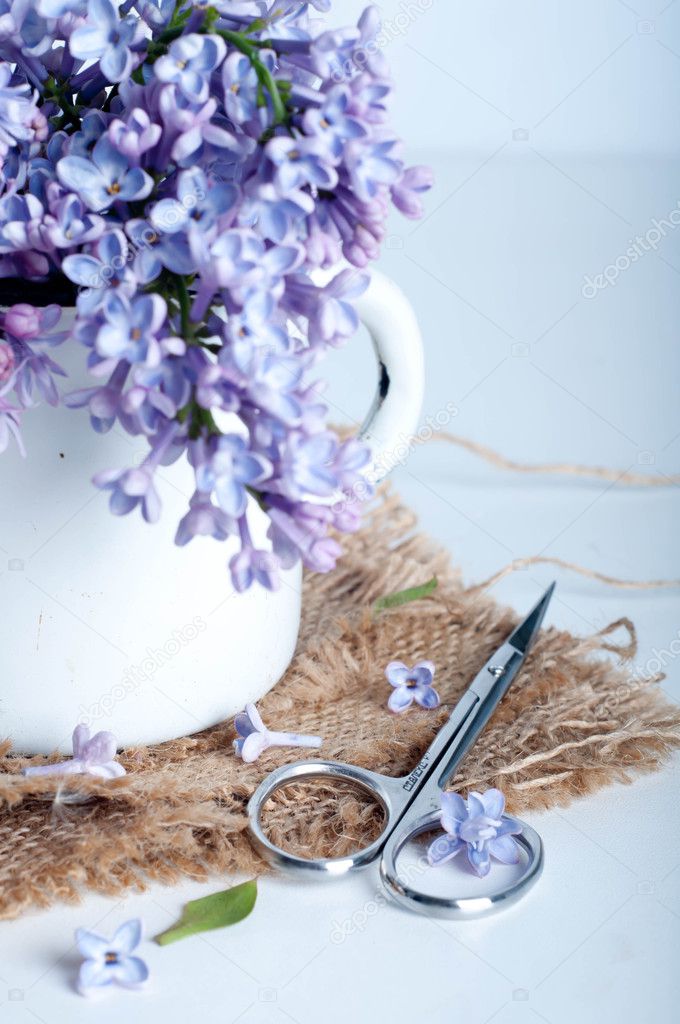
[0,0,431,590]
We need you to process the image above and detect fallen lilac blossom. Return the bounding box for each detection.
[233,703,322,763]
[22,724,126,779]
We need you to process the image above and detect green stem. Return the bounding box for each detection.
[153,1,190,49]
[215,29,288,125]
[44,76,82,129]
[197,406,219,436]
[146,26,184,58]
[138,8,289,127]
[176,400,220,441]
[246,486,267,512]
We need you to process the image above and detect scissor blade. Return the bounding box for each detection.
[507,582,555,655]
[427,583,556,792]
[386,584,556,825]
[467,582,556,706]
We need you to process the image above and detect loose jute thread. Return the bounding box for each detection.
[438,431,680,488]
[431,432,680,591]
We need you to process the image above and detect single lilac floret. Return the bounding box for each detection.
[150,167,238,236]
[41,191,104,249]
[302,86,367,159]
[93,421,179,523]
[95,290,167,367]
[154,33,226,102]
[64,361,129,434]
[195,434,271,518]
[57,136,153,213]
[126,217,194,281]
[392,165,435,219]
[385,659,440,713]
[427,788,523,878]
[266,136,338,193]
[62,230,135,296]
[76,918,148,996]
[229,544,281,592]
[69,0,141,83]
[175,490,235,547]
[233,702,322,763]
[22,724,126,779]
[107,108,162,164]
[93,463,162,522]
[0,193,45,253]
[0,62,44,156]
[222,48,277,126]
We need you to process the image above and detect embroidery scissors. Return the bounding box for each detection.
[248,583,554,918]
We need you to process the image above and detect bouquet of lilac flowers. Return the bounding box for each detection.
[0,0,431,591]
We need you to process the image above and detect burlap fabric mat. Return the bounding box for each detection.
[1,488,679,920]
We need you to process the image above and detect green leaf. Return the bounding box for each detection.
[154,879,257,946]
[373,576,438,612]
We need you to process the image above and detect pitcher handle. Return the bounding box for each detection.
[353,268,425,482]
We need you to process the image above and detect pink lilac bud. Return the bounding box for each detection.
[4,303,41,340]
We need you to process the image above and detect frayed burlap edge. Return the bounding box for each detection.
[0,486,678,920]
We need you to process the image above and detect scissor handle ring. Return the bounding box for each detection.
[380,810,544,919]
[247,759,401,878]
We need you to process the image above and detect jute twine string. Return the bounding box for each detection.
[438,431,680,487]
[434,432,680,591]
[470,556,680,592]
[0,488,678,919]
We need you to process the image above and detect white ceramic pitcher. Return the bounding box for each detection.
[0,269,424,753]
